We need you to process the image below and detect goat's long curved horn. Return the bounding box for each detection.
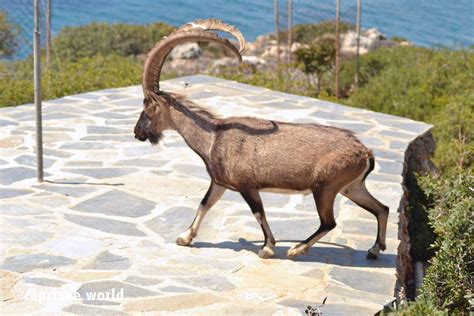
[173,19,246,53]
[143,31,242,95]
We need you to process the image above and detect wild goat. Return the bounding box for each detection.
[134,19,389,260]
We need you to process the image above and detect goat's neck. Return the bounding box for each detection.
[168,102,215,162]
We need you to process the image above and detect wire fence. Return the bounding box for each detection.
[275,0,358,54]
[0,0,49,60]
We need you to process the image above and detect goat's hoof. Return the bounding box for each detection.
[258,246,275,259]
[366,252,378,260]
[287,243,309,259]
[176,234,193,247]
[366,245,381,260]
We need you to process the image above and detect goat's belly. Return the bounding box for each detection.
[260,188,312,195]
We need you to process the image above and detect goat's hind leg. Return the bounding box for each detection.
[240,189,276,259]
[176,181,226,246]
[342,180,389,259]
[287,188,337,259]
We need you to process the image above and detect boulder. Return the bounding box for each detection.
[341,28,396,55]
[169,43,202,60]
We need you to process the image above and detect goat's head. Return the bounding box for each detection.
[134,94,169,144]
[134,19,245,144]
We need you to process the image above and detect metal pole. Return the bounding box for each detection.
[355,0,361,87]
[287,0,293,64]
[275,0,280,65]
[335,0,340,99]
[46,0,52,67]
[34,0,44,182]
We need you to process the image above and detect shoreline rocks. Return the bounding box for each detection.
[164,27,409,76]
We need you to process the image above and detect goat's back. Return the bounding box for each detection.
[210,117,370,191]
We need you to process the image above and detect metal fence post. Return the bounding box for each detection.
[335,0,340,99]
[274,0,280,65]
[46,0,52,67]
[287,0,293,64]
[34,0,44,182]
[355,0,361,87]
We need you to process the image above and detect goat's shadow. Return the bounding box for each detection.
[193,238,396,268]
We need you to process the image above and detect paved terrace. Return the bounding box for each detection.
[0,75,432,315]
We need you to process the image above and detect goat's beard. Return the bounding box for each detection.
[147,131,163,145]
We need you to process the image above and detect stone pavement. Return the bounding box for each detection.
[0,75,432,315]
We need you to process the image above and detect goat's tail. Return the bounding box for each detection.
[362,151,375,183]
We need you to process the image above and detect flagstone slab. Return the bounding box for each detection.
[62,167,136,179]
[65,214,146,236]
[77,280,157,300]
[85,251,131,270]
[0,167,37,184]
[72,189,155,218]
[1,253,76,273]
[0,188,33,199]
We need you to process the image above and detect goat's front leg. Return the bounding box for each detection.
[176,181,226,246]
[240,189,276,259]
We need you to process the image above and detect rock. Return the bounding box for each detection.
[0,167,37,185]
[63,304,128,316]
[174,275,236,292]
[342,28,397,55]
[261,45,278,59]
[85,251,131,270]
[329,266,395,296]
[64,214,146,236]
[39,236,106,258]
[124,276,163,286]
[124,293,226,312]
[211,57,238,69]
[24,277,66,287]
[72,189,155,218]
[242,55,266,66]
[170,43,202,60]
[0,189,33,199]
[77,280,157,299]
[145,207,195,242]
[1,253,76,273]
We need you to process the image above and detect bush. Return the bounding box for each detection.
[387,298,448,315]
[0,54,143,107]
[345,46,474,171]
[418,171,474,313]
[293,21,354,44]
[0,10,20,58]
[52,22,174,61]
[295,36,336,96]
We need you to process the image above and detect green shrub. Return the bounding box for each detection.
[0,55,143,107]
[52,22,174,61]
[387,298,448,315]
[295,36,336,96]
[214,64,312,96]
[293,21,354,44]
[345,46,474,171]
[418,171,474,313]
[0,10,20,57]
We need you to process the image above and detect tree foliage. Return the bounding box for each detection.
[0,10,20,58]
[295,36,336,96]
[52,22,174,61]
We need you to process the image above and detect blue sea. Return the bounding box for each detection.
[2,0,473,58]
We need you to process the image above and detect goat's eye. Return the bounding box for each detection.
[144,108,154,119]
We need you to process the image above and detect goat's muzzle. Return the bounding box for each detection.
[134,111,162,145]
